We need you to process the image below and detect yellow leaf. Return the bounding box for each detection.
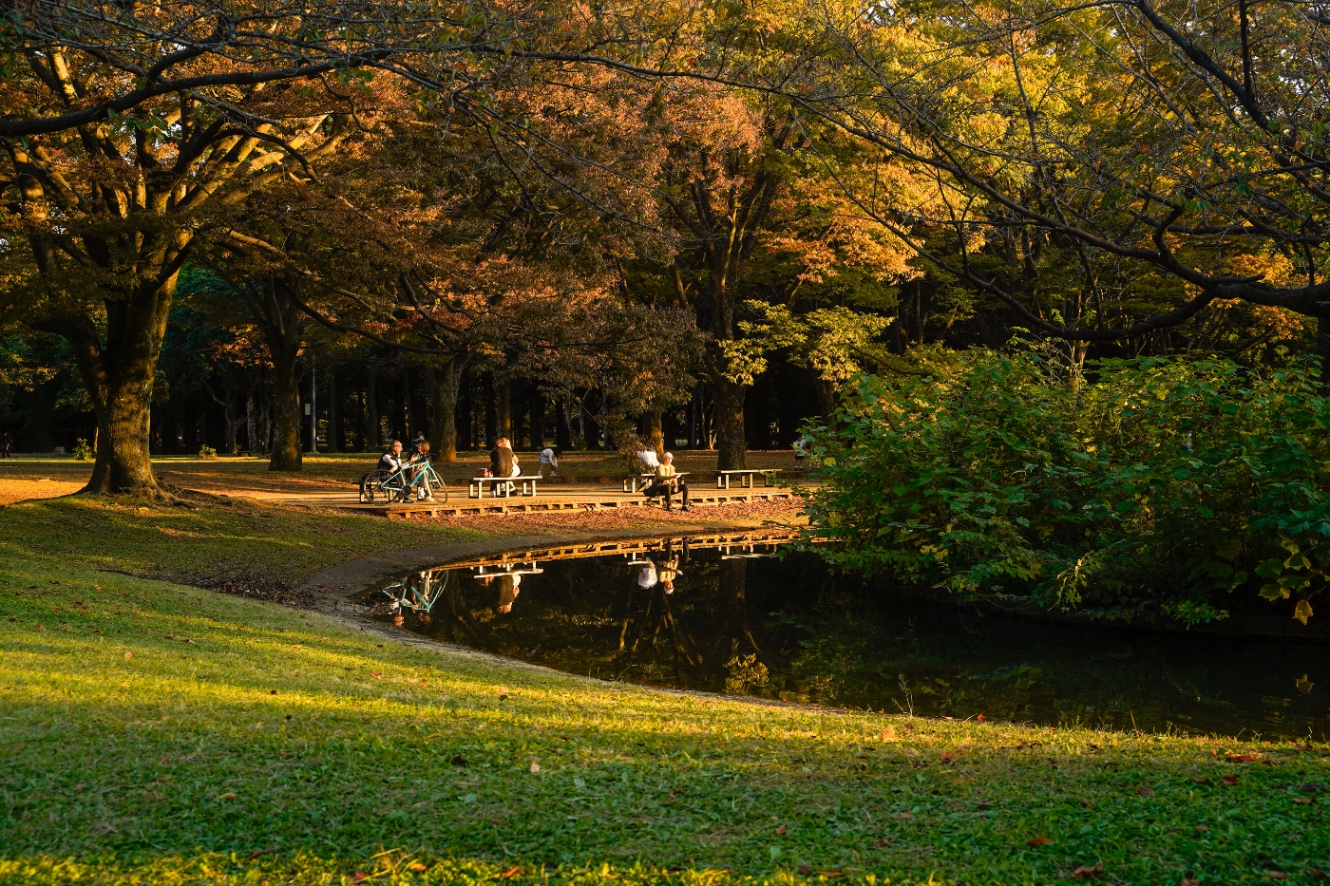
[1293,599,1313,625]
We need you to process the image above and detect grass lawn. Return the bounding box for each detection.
[2,494,1328,885]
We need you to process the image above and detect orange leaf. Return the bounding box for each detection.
[351,873,368,884]
[1266,872,1288,880]
[1222,774,1240,786]
[1027,837,1053,847]
[775,826,788,835]
[1072,865,1104,879]
[500,867,521,879]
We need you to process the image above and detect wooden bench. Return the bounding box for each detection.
[468,475,541,499]
[622,472,690,493]
[713,468,780,489]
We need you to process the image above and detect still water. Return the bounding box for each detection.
[353,531,1330,740]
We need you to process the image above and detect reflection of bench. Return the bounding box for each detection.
[623,472,690,493]
[714,469,780,489]
[468,475,540,498]
[474,561,544,577]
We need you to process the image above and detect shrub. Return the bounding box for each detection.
[71,439,93,461]
[198,445,217,459]
[803,353,1330,626]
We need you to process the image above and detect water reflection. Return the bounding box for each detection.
[352,532,1330,739]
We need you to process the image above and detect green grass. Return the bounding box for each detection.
[1,498,1328,885]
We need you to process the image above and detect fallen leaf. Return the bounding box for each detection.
[797,865,813,876]
[529,760,540,773]
[1138,786,1156,796]
[1266,872,1288,880]
[873,838,891,847]
[897,812,912,819]
[1310,869,1327,880]
[451,755,468,767]
[1222,774,1240,786]
[124,652,132,660]
[351,873,368,884]
[500,867,521,879]
[1226,754,1258,763]
[1182,880,1200,886]
[1027,837,1053,847]
[1072,865,1104,879]
[977,714,986,721]
[821,871,846,879]
[408,862,427,872]
[1293,797,1314,805]
[1301,783,1322,792]
[218,792,237,801]
[1195,825,1210,833]
[370,672,381,679]
[879,727,896,741]
[941,751,959,763]
[1191,777,1212,786]
[775,826,788,835]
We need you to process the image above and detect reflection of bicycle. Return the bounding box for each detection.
[359,459,449,504]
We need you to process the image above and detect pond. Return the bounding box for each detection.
[351,531,1330,740]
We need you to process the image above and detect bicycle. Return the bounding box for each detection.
[359,458,449,504]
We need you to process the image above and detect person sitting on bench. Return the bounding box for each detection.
[378,439,404,473]
[641,451,690,512]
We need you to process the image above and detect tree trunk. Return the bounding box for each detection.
[529,390,545,450]
[327,366,340,452]
[246,393,258,455]
[428,360,462,462]
[364,369,379,449]
[813,376,838,420]
[497,376,513,441]
[556,397,573,450]
[26,379,50,453]
[713,377,748,470]
[646,409,664,459]
[268,340,303,472]
[57,277,177,495]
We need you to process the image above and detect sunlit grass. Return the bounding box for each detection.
[1,499,1328,884]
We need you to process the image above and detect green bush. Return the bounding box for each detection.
[197,445,217,459]
[71,438,93,461]
[803,353,1330,625]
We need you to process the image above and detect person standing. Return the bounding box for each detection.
[0,431,11,458]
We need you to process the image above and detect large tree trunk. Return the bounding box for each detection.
[268,340,303,472]
[428,360,462,462]
[713,377,748,470]
[58,278,176,495]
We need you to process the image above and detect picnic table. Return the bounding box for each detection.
[713,468,781,489]
[468,475,541,499]
[622,472,690,493]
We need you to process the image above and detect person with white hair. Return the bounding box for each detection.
[640,451,690,511]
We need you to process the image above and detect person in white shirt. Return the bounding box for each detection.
[539,446,559,478]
